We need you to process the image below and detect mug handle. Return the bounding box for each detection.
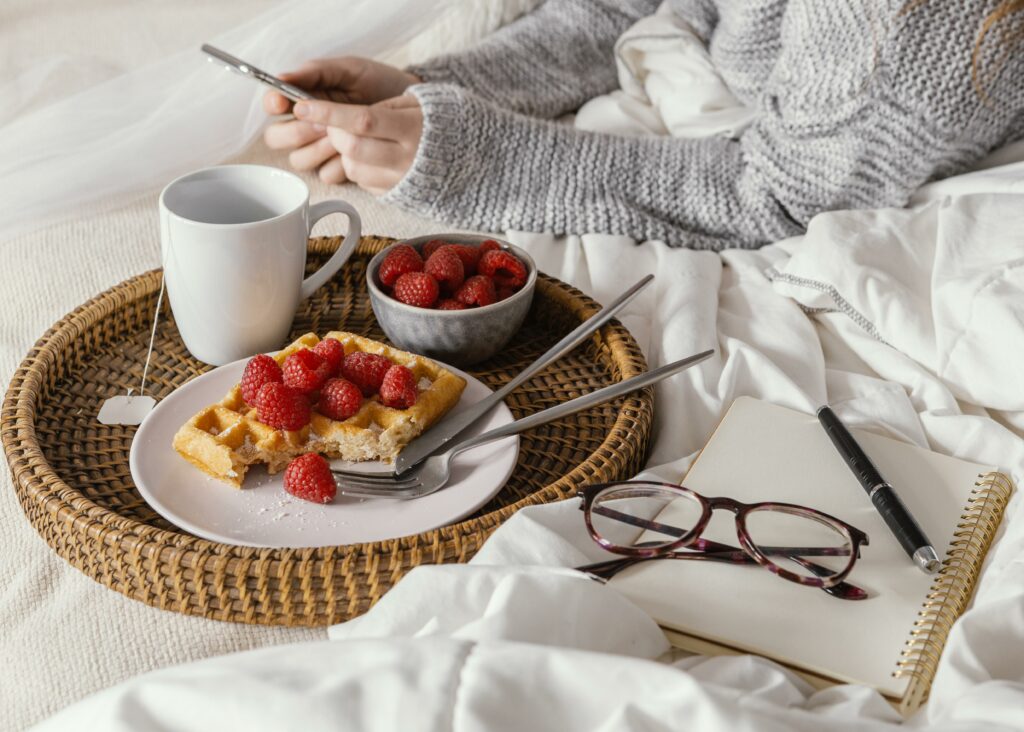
[300,200,362,300]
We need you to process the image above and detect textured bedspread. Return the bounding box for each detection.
[5,0,1024,729]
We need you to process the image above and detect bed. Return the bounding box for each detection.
[3,1,1023,729]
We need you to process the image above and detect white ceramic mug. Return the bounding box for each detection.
[159,165,361,365]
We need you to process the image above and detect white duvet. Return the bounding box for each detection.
[36,193,1024,732]
[33,7,1024,732]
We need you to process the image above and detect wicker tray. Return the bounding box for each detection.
[3,235,652,627]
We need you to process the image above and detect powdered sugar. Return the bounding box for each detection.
[238,435,256,458]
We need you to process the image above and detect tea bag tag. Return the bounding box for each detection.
[98,392,157,426]
[98,256,167,426]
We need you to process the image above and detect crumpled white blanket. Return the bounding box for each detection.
[33,8,1024,731]
[575,0,755,139]
[36,194,1024,732]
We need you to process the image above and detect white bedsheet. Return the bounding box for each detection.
[36,192,1024,731]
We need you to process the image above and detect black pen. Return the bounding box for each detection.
[817,406,941,574]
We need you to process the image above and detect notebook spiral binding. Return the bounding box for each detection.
[894,471,1014,714]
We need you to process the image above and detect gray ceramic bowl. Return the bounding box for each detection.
[367,234,537,367]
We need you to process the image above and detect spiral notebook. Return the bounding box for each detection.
[608,397,1013,714]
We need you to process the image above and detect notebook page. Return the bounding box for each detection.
[608,397,995,696]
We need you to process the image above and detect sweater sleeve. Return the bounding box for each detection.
[383,83,777,249]
[406,0,660,119]
[385,4,1024,249]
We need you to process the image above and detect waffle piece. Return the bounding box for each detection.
[173,331,467,487]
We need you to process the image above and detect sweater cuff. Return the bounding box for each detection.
[382,84,466,218]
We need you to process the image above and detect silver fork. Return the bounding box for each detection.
[332,349,714,500]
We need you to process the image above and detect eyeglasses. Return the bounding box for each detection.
[576,481,870,601]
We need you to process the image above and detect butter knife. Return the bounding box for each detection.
[394,274,654,475]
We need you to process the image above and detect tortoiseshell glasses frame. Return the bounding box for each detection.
[576,481,870,600]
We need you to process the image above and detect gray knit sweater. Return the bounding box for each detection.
[386,0,1024,249]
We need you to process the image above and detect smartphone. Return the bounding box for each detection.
[201,44,313,102]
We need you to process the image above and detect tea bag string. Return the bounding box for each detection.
[136,274,166,399]
[133,234,171,400]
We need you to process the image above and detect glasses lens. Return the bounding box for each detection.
[589,483,704,552]
[744,507,854,581]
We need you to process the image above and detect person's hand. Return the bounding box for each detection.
[263,57,421,183]
[264,56,420,110]
[290,95,423,194]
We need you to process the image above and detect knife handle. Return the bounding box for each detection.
[446,350,714,459]
[395,274,654,471]
[489,274,654,401]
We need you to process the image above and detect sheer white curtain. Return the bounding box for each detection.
[0,0,541,242]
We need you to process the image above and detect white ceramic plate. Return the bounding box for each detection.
[130,359,518,548]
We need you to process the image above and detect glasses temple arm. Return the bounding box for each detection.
[576,551,867,600]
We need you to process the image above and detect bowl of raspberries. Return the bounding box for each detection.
[367,234,537,366]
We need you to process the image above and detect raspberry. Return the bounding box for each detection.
[442,244,481,276]
[422,242,481,274]
[282,348,331,394]
[283,453,336,504]
[378,244,424,287]
[312,337,345,376]
[393,272,440,308]
[454,275,497,307]
[424,247,465,292]
[379,364,418,408]
[240,354,283,405]
[256,382,311,431]
[479,239,502,254]
[318,377,363,421]
[341,352,393,396]
[421,239,448,260]
[495,285,517,301]
[479,249,528,287]
[437,298,467,310]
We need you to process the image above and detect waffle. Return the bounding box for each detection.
[172,331,467,488]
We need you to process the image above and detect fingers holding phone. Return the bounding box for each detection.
[263,57,421,113]
[293,95,423,195]
[261,58,421,187]
[261,66,334,180]
[263,118,341,183]
[262,72,306,115]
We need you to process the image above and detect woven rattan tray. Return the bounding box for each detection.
[3,235,652,626]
